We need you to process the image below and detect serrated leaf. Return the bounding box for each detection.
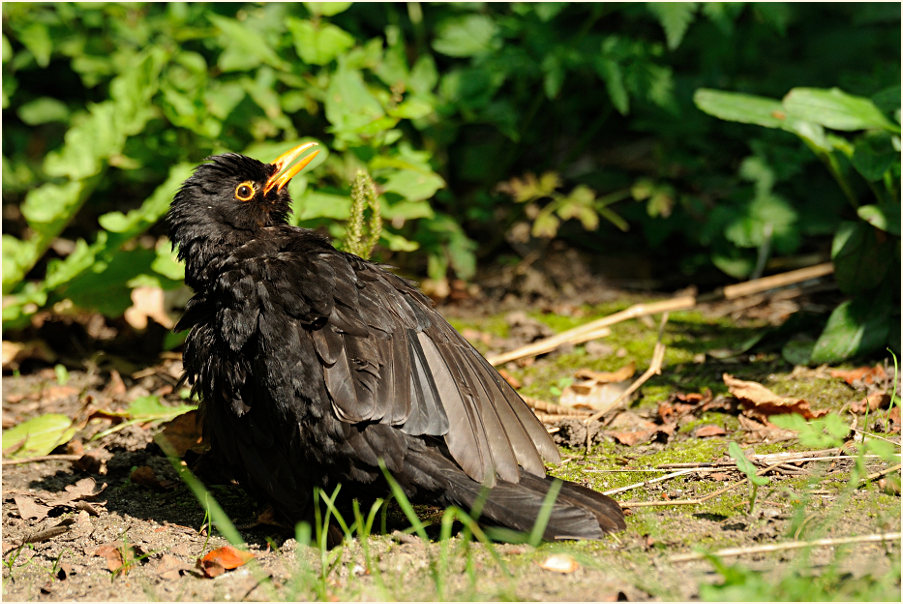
[2,414,77,458]
[648,3,698,50]
[595,58,629,115]
[783,87,899,133]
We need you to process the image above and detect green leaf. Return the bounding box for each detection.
[648,3,698,50]
[287,18,355,65]
[2,414,77,459]
[18,22,52,67]
[595,58,629,115]
[694,88,791,129]
[304,2,352,16]
[783,87,899,133]
[771,414,849,448]
[728,441,769,486]
[811,298,891,364]
[381,169,445,202]
[18,97,68,125]
[208,14,287,72]
[295,191,352,221]
[851,134,899,181]
[324,65,385,133]
[432,15,499,58]
[831,221,889,294]
[857,204,901,236]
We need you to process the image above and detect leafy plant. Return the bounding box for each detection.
[695,86,900,363]
[727,441,769,514]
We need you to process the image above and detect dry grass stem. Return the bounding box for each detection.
[487,262,834,366]
[669,531,902,563]
[857,463,902,489]
[2,454,83,466]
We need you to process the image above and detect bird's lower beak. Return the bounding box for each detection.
[264,142,320,195]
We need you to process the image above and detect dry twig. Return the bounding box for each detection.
[669,531,902,563]
[487,262,834,367]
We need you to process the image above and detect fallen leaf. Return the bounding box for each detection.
[539,553,579,573]
[158,410,204,457]
[723,373,828,421]
[2,340,55,369]
[574,362,636,383]
[130,466,176,491]
[198,545,255,578]
[694,424,727,438]
[830,364,887,386]
[560,379,630,412]
[155,554,189,581]
[1,413,78,458]
[850,391,891,414]
[13,495,52,521]
[93,543,130,575]
[124,286,174,330]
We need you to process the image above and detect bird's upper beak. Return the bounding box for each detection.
[264,142,320,195]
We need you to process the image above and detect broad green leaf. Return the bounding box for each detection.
[17,22,52,67]
[648,2,698,50]
[2,414,76,458]
[432,15,498,58]
[324,65,385,133]
[151,239,185,281]
[381,169,445,202]
[811,298,891,364]
[287,18,355,66]
[771,414,849,448]
[783,87,899,133]
[851,134,899,181]
[379,230,419,252]
[857,203,901,236]
[694,89,790,129]
[380,199,434,221]
[831,221,888,294]
[304,2,352,16]
[208,14,287,72]
[295,191,352,221]
[18,97,68,125]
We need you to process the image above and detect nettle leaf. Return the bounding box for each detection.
[431,14,499,58]
[594,58,629,115]
[783,87,899,133]
[648,2,698,50]
[208,14,286,72]
[831,221,889,293]
[324,65,385,133]
[811,298,891,364]
[287,18,355,66]
[2,414,77,458]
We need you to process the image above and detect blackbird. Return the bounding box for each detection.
[168,142,626,540]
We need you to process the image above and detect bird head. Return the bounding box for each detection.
[168,142,319,271]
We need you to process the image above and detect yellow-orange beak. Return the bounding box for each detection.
[263,141,320,195]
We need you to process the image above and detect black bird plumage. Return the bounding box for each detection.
[168,147,626,540]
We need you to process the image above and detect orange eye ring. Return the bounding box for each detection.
[235,181,256,201]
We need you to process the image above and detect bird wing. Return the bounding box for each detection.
[219,230,560,486]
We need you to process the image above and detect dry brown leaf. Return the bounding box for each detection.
[13,495,52,521]
[693,424,727,438]
[158,410,205,458]
[123,286,174,330]
[850,391,891,414]
[560,380,629,412]
[538,553,579,573]
[197,545,255,578]
[2,340,55,369]
[155,554,189,581]
[723,373,828,421]
[92,543,131,575]
[574,361,636,383]
[830,364,887,386]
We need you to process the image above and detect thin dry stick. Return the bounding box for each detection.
[523,396,593,417]
[487,262,834,366]
[620,462,785,508]
[603,468,697,496]
[857,463,902,488]
[669,531,902,563]
[2,454,82,466]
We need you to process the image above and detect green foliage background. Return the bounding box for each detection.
[2,2,900,360]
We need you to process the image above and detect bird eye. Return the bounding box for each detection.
[235,182,256,201]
